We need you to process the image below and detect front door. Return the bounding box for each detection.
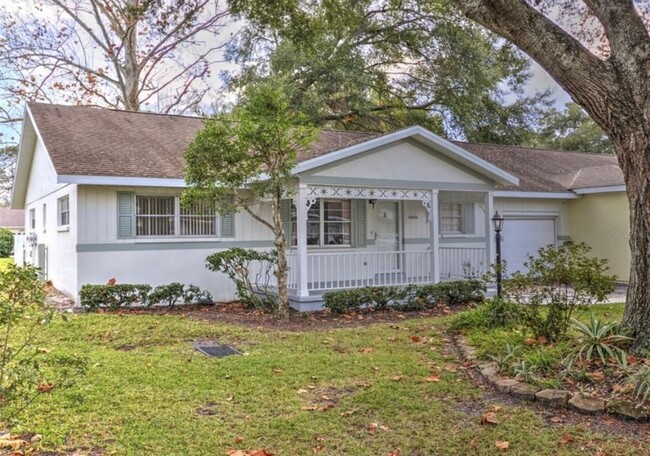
[372,201,400,273]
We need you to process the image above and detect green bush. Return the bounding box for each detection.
[450,298,530,331]
[0,228,13,257]
[80,284,151,311]
[1,264,86,421]
[501,241,616,342]
[206,248,278,311]
[149,282,213,308]
[80,282,214,311]
[323,280,486,314]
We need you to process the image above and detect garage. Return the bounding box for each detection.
[501,218,556,274]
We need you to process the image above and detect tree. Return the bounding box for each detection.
[0,228,12,258]
[226,0,551,141]
[530,102,613,154]
[447,0,650,349]
[0,146,17,204]
[183,82,316,317]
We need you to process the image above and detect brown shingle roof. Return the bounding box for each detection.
[27,103,624,192]
[28,103,376,180]
[454,142,623,191]
[0,207,24,229]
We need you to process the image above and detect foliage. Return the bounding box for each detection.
[79,284,151,312]
[624,365,650,406]
[227,0,551,140]
[148,283,213,308]
[323,280,486,314]
[0,227,13,257]
[501,241,616,342]
[0,145,17,202]
[450,298,530,331]
[529,102,613,154]
[512,360,538,383]
[565,313,632,368]
[0,263,86,421]
[184,81,317,317]
[489,343,520,374]
[205,248,278,311]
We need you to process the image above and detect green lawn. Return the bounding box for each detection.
[0,257,13,271]
[14,304,648,455]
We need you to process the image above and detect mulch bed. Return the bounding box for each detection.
[119,301,471,331]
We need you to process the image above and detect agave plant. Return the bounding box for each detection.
[624,365,650,405]
[565,313,632,368]
[512,360,538,383]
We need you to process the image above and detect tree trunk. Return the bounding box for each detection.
[272,192,290,318]
[122,0,140,111]
[618,134,650,350]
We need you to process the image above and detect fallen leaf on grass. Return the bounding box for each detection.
[480,412,500,425]
[227,450,273,456]
[37,383,55,393]
[495,441,509,450]
[297,389,308,394]
[359,347,374,354]
[301,406,318,411]
[234,436,244,444]
[340,408,360,417]
[559,433,573,445]
[272,368,283,374]
[0,437,27,451]
[391,375,403,381]
[410,336,422,343]
[424,375,440,383]
[388,452,400,456]
[549,416,565,424]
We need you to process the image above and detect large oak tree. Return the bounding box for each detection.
[448,0,650,348]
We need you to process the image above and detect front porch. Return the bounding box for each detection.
[259,183,496,311]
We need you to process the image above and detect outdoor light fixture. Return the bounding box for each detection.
[491,211,505,298]
[369,198,377,209]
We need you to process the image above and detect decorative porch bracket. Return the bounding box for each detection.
[301,185,434,216]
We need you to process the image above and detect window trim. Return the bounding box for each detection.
[29,208,35,230]
[57,195,70,227]
[291,198,354,249]
[134,195,222,239]
[42,204,47,233]
[440,202,474,235]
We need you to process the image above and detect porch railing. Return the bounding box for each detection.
[256,247,487,293]
[439,247,487,279]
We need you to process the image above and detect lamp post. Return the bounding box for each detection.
[491,211,504,298]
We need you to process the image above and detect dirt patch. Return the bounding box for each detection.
[121,301,470,331]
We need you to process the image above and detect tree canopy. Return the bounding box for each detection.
[225,0,551,143]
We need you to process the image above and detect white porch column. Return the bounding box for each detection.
[296,183,310,297]
[484,192,496,270]
[430,189,440,283]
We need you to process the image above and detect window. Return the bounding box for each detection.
[29,208,35,230]
[136,196,175,236]
[291,199,352,247]
[440,202,474,234]
[58,196,70,226]
[134,195,220,237]
[42,204,47,232]
[180,201,216,236]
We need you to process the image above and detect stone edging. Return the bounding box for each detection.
[455,335,650,422]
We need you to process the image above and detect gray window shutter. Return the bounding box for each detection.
[280,199,292,245]
[355,200,367,247]
[117,192,135,238]
[462,202,475,234]
[220,213,235,237]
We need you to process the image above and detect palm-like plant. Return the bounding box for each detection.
[489,343,521,374]
[624,365,650,405]
[565,313,632,368]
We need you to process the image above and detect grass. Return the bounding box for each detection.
[9,305,648,455]
[0,257,12,271]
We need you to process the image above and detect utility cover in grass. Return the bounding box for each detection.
[192,342,241,358]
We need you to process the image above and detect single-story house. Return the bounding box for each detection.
[10,103,629,309]
[0,207,25,232]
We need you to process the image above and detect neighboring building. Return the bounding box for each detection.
[0,207,25,232]
[10,103,629,308]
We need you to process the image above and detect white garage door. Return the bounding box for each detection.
[501,218,556,274]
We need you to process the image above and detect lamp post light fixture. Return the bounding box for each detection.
[491,211,505,298]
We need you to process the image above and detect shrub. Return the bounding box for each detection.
[324,280,486,314]
[450,298,530,331]
[206,248,278,311]
[565,313,632,368]
[149,282,213,308]
[489,343,521,374]
[0,228,13,257]
[80,284,151,311]
[501,241,616,342]
[623,365,650,405]
[0,264,86,421]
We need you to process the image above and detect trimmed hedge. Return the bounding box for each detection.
[323,280,485,314]
[79,282,213,312]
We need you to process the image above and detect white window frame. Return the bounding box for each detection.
[29,208,35,230]
[58,196,70,227]
[291,198,354,248]
[42,204,47,233]
[440,202,474,235]
[135,195,220,238]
